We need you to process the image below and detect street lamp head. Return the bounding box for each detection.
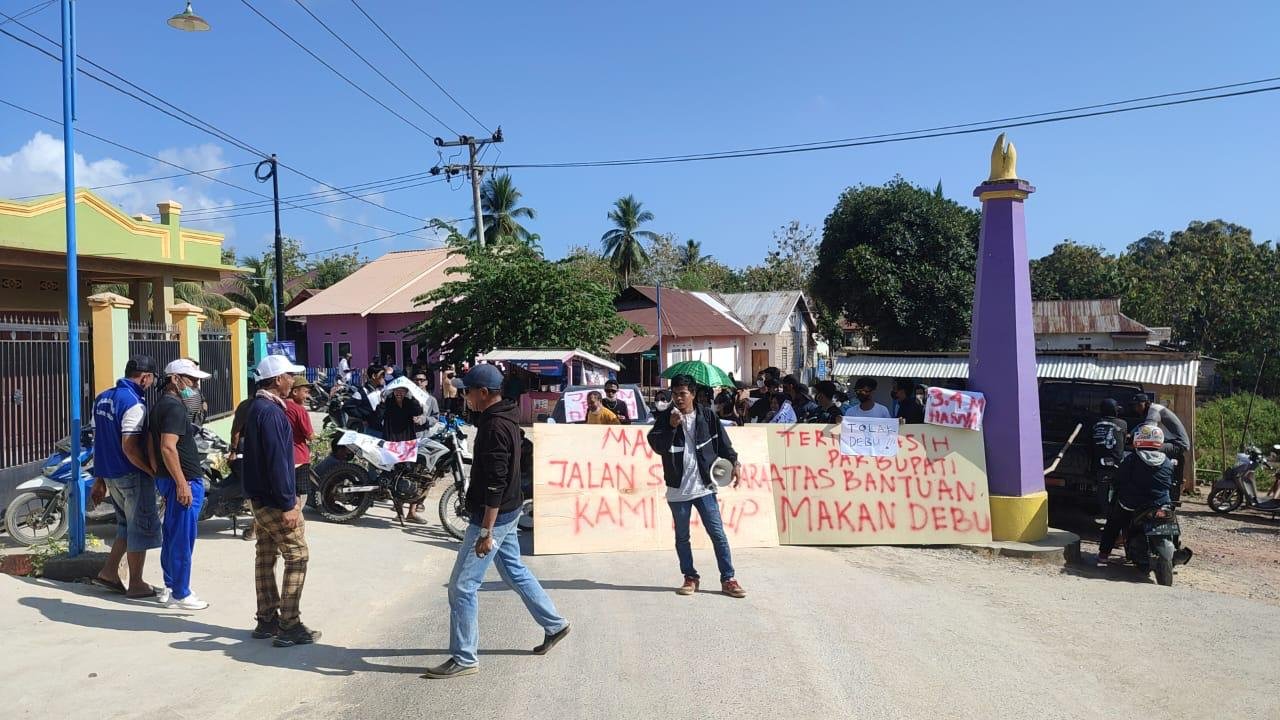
[167,2,211,32]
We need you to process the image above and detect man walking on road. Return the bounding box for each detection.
[151,359,212,610]
[424,364,570,680]
[243,355,321,648]
[647,374,747,599]
[90,355,161,599]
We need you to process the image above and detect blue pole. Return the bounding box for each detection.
[656,281,663,384]
[61,0,85,557]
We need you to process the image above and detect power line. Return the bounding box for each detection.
[0,97,417,236]
[302,226,444,258]
[0,14,434,225]
[13,162,257,199]
[181,171,437,216]
[348,0,491,133]
[0,0,52,26]
[495,78,1280,169]
[238,0,438,140]
[184,176,448,222]
[290,0,459,135]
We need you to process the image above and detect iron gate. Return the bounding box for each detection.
[127,321,179,410]
[0,315,93,468]
[198,328,233,419]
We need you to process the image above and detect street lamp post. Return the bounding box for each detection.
[61,1,209,557]
[254,155,284,341]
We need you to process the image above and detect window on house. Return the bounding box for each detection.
[338,341,351,359]
[670,347,693,364]
[780,345,788,370]
[323,343,334,368]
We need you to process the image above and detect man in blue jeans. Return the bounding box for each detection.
[424,364,570,680]
[90,355,162,599]
[648,373,747,598]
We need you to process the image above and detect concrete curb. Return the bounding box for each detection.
[956,528,1082,566]
[39,551,109,582]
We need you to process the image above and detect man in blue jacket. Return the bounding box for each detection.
[90,355,160,599]
[648,373,747,598]
[242,354,321,647]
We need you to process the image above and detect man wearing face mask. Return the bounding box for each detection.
[843,377,891,419]
[150,359,213,609]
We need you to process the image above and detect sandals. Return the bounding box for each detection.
[125,586,160,600]
[92,576,126,594]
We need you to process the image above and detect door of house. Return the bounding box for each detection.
[378,341,395,367]
[751,349,769,378]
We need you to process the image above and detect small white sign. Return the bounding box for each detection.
[839,417,900,456]
[924,387,986,431]
[564,388,638,423]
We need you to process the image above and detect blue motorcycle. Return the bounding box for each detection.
[4,428,95,546]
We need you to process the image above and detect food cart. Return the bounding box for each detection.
[476,349,622,424]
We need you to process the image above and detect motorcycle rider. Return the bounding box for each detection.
[344,364,387,435]
[1129,392,1189,500]
[1090,399,1129,514]
[1096,424,1175,567]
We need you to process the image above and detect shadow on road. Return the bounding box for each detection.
[13,579,528,676]
[468,577,675,594]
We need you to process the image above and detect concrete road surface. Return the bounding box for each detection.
[2,503,1277,720]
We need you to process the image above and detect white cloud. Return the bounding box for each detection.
[0,131,240,241]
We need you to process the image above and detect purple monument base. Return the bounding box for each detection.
[969,167,1048,542]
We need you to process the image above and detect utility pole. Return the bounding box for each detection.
[433,128,502,246]
[255,154,285,340]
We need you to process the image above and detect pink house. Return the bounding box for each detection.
[285,247,465,370]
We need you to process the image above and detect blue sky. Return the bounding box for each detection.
[2,1,1277,267]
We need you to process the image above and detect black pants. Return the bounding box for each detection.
[1099,504,1136,557]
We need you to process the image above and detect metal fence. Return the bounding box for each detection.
[128,321,180,411]
[0,314,93,468]
[198,328,233,419]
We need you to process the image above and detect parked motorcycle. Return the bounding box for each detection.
[1122,502,1193,586]
[315,414,470,532]
[4,428,95,546]
[1208,446,1280,516]
[435,421,535,538]
[193,427,250,532]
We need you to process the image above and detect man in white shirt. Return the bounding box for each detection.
[843,377,892,419]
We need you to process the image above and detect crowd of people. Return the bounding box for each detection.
[697,367,925,428]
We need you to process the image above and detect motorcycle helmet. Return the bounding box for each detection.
[1133,424,1167,467]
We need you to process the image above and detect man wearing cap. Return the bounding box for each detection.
[150,358,213,610]
[90,355,162,599]
[1096,423,1176,567]
[424,364,570,679]
[284,375,316,515]
[242,355,321,647]
[1129,392,1190,499]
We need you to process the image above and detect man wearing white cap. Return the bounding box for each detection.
[242,354,322,647]
[151,358,213,610]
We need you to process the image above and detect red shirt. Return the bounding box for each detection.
[283,398,314,466]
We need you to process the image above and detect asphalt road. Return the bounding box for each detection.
[4,501,1278,720]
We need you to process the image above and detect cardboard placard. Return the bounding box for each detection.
[531,424,779,555]
[769,424,992,545]
[839,417,899,456]
[924,387,986,431]
[563,388,639,423]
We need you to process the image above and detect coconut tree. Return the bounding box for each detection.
[222,255,283,329]
[601,195,658,288]
[471,173,536,247]
[678,238,711,270]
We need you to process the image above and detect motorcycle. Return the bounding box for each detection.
[314,414,470,532]
[1122,502,1192,586]
[1207,445,1280,517]
[4,428,96,546]
[193,427,251,532]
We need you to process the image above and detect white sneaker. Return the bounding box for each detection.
[157,587,172,605]
[169,593,209,610]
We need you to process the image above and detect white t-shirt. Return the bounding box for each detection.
[120,404,146,435]
[845,403,892,419]
[667,410,714,502]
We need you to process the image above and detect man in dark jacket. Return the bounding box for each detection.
[892,379,925,425]
[425,364,569,680]
[242,354,321,648]
[1097,424,1175,567]
[647,374,747,598]
[782,375,818,420]
[1090,398,1129,512]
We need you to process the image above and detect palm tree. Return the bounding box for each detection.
[678,238,711,270]
[222,255,282,329]
[471,173,536,247]
[601,195,658,288]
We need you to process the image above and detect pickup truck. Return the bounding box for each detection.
[1039,379,1145,506]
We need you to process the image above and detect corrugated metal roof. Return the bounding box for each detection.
[620,286,749,337]
[609,332,658,355]
[720,291,807,335]
[833,353,1200,387]
[477,348,621,371]
[286,248,465,318]
[1032,299,1150,335]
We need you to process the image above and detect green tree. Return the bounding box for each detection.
[601,195,657,287]
[740,221,819,292]
[813,176,981,351]
[309,251,364,289]
[678,239,710,270]
[408,243,632,367]
[559,245,620,292]
[1030,240,1125,300]
[470,173,536,246]
[223,255,280,329]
